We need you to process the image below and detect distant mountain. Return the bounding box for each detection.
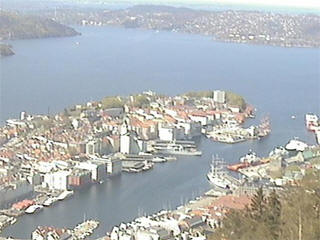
[0,11,80,40]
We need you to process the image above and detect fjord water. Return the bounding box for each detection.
[0,26,319,238]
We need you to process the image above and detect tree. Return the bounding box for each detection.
[101,96,125,109]
[250,187,266,221]
[225,91,246,111]
[132,95,149,108]
[267,190,282,240]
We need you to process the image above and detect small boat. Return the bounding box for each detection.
[25,205,43,214]
[269,146,289,157]
[57,190,74,201]
[43,197,58,207]
[152,156,167,163]
[164,156,177,161]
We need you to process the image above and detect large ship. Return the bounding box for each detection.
[285,138,308,151]
[207,155,232,189]
[151,141,202,156]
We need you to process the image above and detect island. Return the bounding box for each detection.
[0,44,14,57]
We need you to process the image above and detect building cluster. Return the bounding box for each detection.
[102,194,250,240]
[44,6,320,48]
[233,144,320,187]
[0,90,253,233]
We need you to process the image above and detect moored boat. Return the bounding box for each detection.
[25,204,43,214]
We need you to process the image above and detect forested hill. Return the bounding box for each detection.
[0,11,79,40]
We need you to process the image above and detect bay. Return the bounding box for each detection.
[0,26,319,238]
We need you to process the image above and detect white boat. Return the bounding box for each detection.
[43,197,58,207]
[25,204,43,214]
[57,190,74,201]
[159,145,202,156]
[240,151,260,164]
[207,155,232,189]
[285,138,308,151]
[164,156,177,161]
[269,146,289,157]
[152,156,167,163]
[152,141,201,156]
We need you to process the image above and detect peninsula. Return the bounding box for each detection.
[40,5,320,48]
[0,11,80,56]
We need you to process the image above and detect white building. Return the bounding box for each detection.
[213,90,226,104]
[120,133,140,154]
[76,161,106,182]
[43,171,70,190]
[158,125,176,141]
[189,114,208,126]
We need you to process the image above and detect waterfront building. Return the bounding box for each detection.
[105,157,122,176]
[158,124,177,141]
[31,226,71,240]
[76,161,106,182]
[136,226,172,240]
[68,169,92,188]
[120,132,141,154]
[43,171,70,190]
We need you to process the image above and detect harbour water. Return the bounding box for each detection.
[0,26,319,237]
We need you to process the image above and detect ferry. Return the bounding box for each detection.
[57,190,74,201]
[25,204,43,214]
[151,140,202,156]
[285,138,308,151]
[163,148,202,156]
[207,155,232,189]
